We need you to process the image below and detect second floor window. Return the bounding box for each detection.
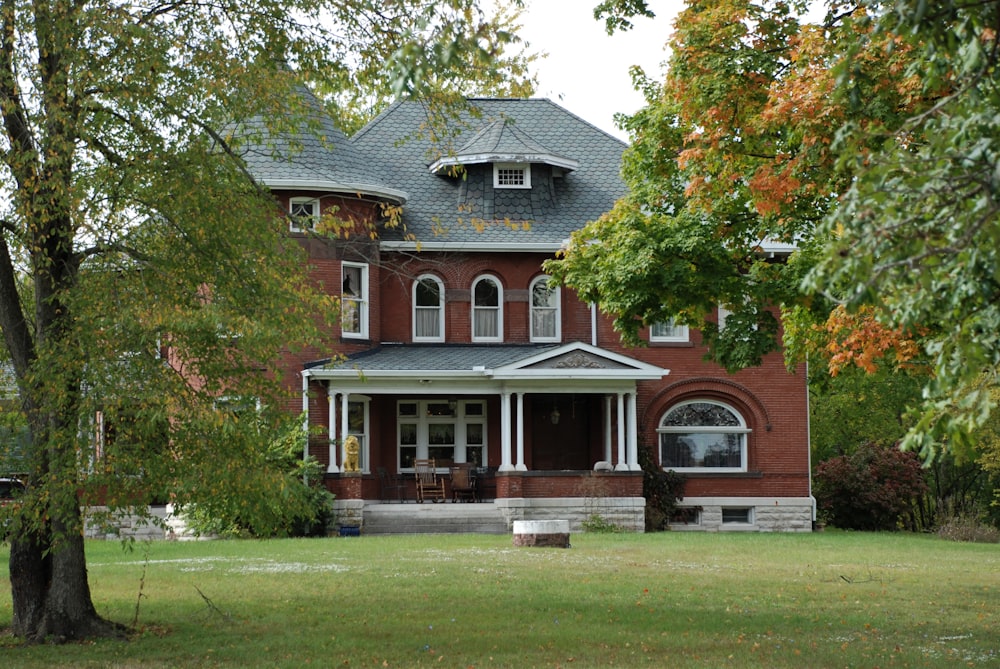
[413,275,445,342]
[650,319,689,343]
[341,262,368,339]
[472,276,502,342]
[530,276,560,342]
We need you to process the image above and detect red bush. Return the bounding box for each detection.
[814,442,928,531]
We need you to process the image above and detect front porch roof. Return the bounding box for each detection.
[303,342,668,389]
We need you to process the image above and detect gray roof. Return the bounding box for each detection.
[306,344,558,372]
[352,99,627,248]
[429,119,579,174]
[234,87,407,203]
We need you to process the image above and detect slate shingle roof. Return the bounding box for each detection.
[429,118,579,174]
[234,87,407,203]
[352,98,627,247]
[306,344,559,373]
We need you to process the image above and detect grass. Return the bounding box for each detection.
[1,530,998,668]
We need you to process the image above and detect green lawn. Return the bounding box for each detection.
[1,531,998,667]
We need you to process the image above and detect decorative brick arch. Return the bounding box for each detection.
[643,377,772,435]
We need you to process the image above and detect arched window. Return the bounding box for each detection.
[472,275,502,342]
[658,401,750,472]
[529,275,560,342]
[413,275,445,342]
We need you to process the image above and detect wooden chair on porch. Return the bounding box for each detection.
[449,463,477,503]
[414,459,446,503]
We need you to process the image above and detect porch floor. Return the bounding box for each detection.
[357,501,508,535]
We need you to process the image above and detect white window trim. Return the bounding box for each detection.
[396,400,487,471]
[347,395,371,474]
[493,162,531,189]
[657,399,750,474]
[471,274,503,343]
[341,262,369,340]
[650,319,689,343]
[413,275,445,343]
[529,275,561,343]
[289,197,319,232]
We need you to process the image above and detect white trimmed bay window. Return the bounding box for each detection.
[413,275,445,342]
[658,401,750,472]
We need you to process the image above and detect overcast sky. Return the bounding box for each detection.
[516,0,685,141]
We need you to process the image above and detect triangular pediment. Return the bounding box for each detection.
[493,342,666,380]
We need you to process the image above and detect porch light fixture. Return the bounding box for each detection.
[550,407,560,424]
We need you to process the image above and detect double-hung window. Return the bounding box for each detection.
[397,400,487,470]
[658,400,750,472]
[413,275,445,342]
[472,275,502,342]
[289,197,318,232]
[341,262,368,339]
[650,319,689,343]
[529,276,560,342]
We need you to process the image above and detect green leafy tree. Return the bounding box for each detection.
[549,0,1000,460]
[0,0,530,642]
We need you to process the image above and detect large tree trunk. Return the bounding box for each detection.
[9,503,125,641]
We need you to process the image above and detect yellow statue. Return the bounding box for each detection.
[343,435,361,472]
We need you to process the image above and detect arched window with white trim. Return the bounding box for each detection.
[413,275,445,342]
[658,400,750,472]
[472,275,502,342]
[529,275,560,342]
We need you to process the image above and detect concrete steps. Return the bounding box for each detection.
[361,502,508,535]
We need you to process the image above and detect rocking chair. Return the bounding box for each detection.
[449,464,477,503]
[414,459,446,503]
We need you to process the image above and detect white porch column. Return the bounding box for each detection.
[499,390,514,472]
[340,391,350,469]
[327,386,339,473]
[301,373,310,482]
[603,394,613,463]
[627,392,640,471]
[515,392,527,471]
[615,392,628,471]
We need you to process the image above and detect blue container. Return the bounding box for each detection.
[339,526,360,537]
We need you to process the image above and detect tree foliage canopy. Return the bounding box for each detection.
[548,0,1000,460]
[0,0,531,641]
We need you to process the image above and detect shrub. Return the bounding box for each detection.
[936,515,1000,543]
[814,442,928,531]
[639,443,694,531]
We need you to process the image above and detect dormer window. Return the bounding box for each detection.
[494,163,531,189]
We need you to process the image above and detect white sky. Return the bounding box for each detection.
[516,0,685,141]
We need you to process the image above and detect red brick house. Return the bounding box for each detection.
[237,94,814,532]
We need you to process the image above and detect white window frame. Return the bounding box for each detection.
[346,395,371,474]
[657,400,750,473]
[493,162,531,189]
[413,275,445,342]
[471,275,503,343]
[650,319,689,343]
[341,262,369,339]
[529,275,561,342]
[396,400,487,471]
[289,197,319,232]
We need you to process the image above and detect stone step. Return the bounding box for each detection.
[360,502,508,535]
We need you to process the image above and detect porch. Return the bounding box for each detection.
[329,469,646,534]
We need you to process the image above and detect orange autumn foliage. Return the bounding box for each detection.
[822,305,921,375]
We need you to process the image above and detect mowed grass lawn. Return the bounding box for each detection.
[1,530,998,668]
